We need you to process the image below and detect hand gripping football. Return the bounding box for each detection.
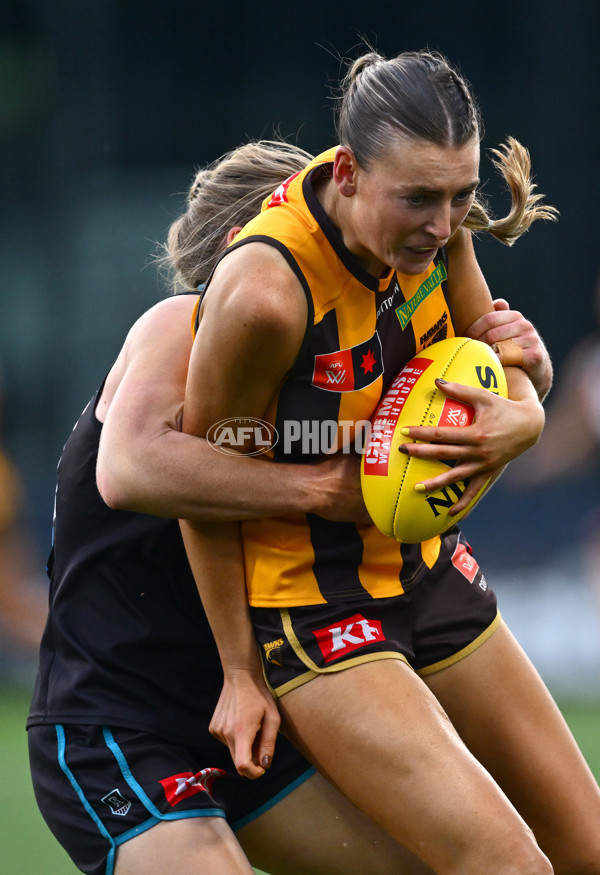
[361,337,508,543]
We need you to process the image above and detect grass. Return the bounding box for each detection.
[3,683,599,874]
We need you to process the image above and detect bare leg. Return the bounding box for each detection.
[277,659,552,874]
[238,770,433,874]
[115,817,254,875]
[426,621,600,874]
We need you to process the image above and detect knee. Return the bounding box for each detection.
[503,831,553,875]
[524,854,554,875]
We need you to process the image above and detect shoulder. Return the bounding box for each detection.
[127,295,198,343]
[446,225,475,260]
[201,243,307,342]
[99,296,198,418]
[114,295,199,370]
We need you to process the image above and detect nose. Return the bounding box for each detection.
[423,203,452,241]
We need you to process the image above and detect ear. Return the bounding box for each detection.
[226,225,244,245]
[332,146,358,197]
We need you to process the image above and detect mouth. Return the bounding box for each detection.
[406,245,438,258]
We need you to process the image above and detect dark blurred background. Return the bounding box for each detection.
[1,0,599,689]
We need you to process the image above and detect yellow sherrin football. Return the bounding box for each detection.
[361,337,508,543]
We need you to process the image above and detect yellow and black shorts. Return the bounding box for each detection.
[251,528,501,697]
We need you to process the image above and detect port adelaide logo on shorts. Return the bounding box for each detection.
[159,768,226,807]
[101,789,132,816]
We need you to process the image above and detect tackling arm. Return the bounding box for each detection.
[96,295,366,523]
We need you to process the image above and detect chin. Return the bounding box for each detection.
[395,250,437,275]
[395,259,434,276]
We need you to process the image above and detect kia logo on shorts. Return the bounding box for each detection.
[206,417,279,456]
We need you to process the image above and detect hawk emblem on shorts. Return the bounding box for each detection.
[264,637,284,666]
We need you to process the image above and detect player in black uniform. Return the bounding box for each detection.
[27,142,430,875]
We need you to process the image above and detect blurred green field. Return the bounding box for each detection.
[3,683,599,875]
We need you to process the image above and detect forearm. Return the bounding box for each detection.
[448,230,553,403]
[99,426,358,521]
[179,518,259,670]
[527,349,553,402]
[485,320,553,403]
[180,516,281,778]
[504,365,545,450]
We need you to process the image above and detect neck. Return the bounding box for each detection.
[318,180,387,277]
[315,175,340,226]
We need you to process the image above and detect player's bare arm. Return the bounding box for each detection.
[180,244,307,777]
[97,294,365,522]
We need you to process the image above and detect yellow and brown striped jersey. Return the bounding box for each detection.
[218,148,456,607]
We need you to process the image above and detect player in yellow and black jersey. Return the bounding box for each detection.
[232,147,450,608]
[182,49,600,872]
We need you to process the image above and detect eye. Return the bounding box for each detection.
[453,189,476,205]
[405,194,428,207]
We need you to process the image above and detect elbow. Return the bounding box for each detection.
[96,460,138,512]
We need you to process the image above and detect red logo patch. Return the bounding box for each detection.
[313,614,385,663]
[312,348,355,392]
[159,768,226,806]
[266,171,301,208]
[312,332,384,394]
[451,541,479,583]
[437,398,474,428]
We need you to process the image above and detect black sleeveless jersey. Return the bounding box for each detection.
[27,386,223,745]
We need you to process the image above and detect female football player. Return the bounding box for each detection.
[179,50,600,873]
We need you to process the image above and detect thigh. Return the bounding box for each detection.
[115,817,253,875]
[277,660,549,874]
[425,621,600,874]
[28,723,236,875]
[237,771,433,875]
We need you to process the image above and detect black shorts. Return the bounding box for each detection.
[28,723,314,875]
[251,529,500,696]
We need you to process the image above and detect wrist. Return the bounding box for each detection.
[221,664,269,685]
[517,396,546,446]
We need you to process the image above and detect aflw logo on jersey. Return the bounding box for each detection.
[313,613,385,662]
[312,331,383,392]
